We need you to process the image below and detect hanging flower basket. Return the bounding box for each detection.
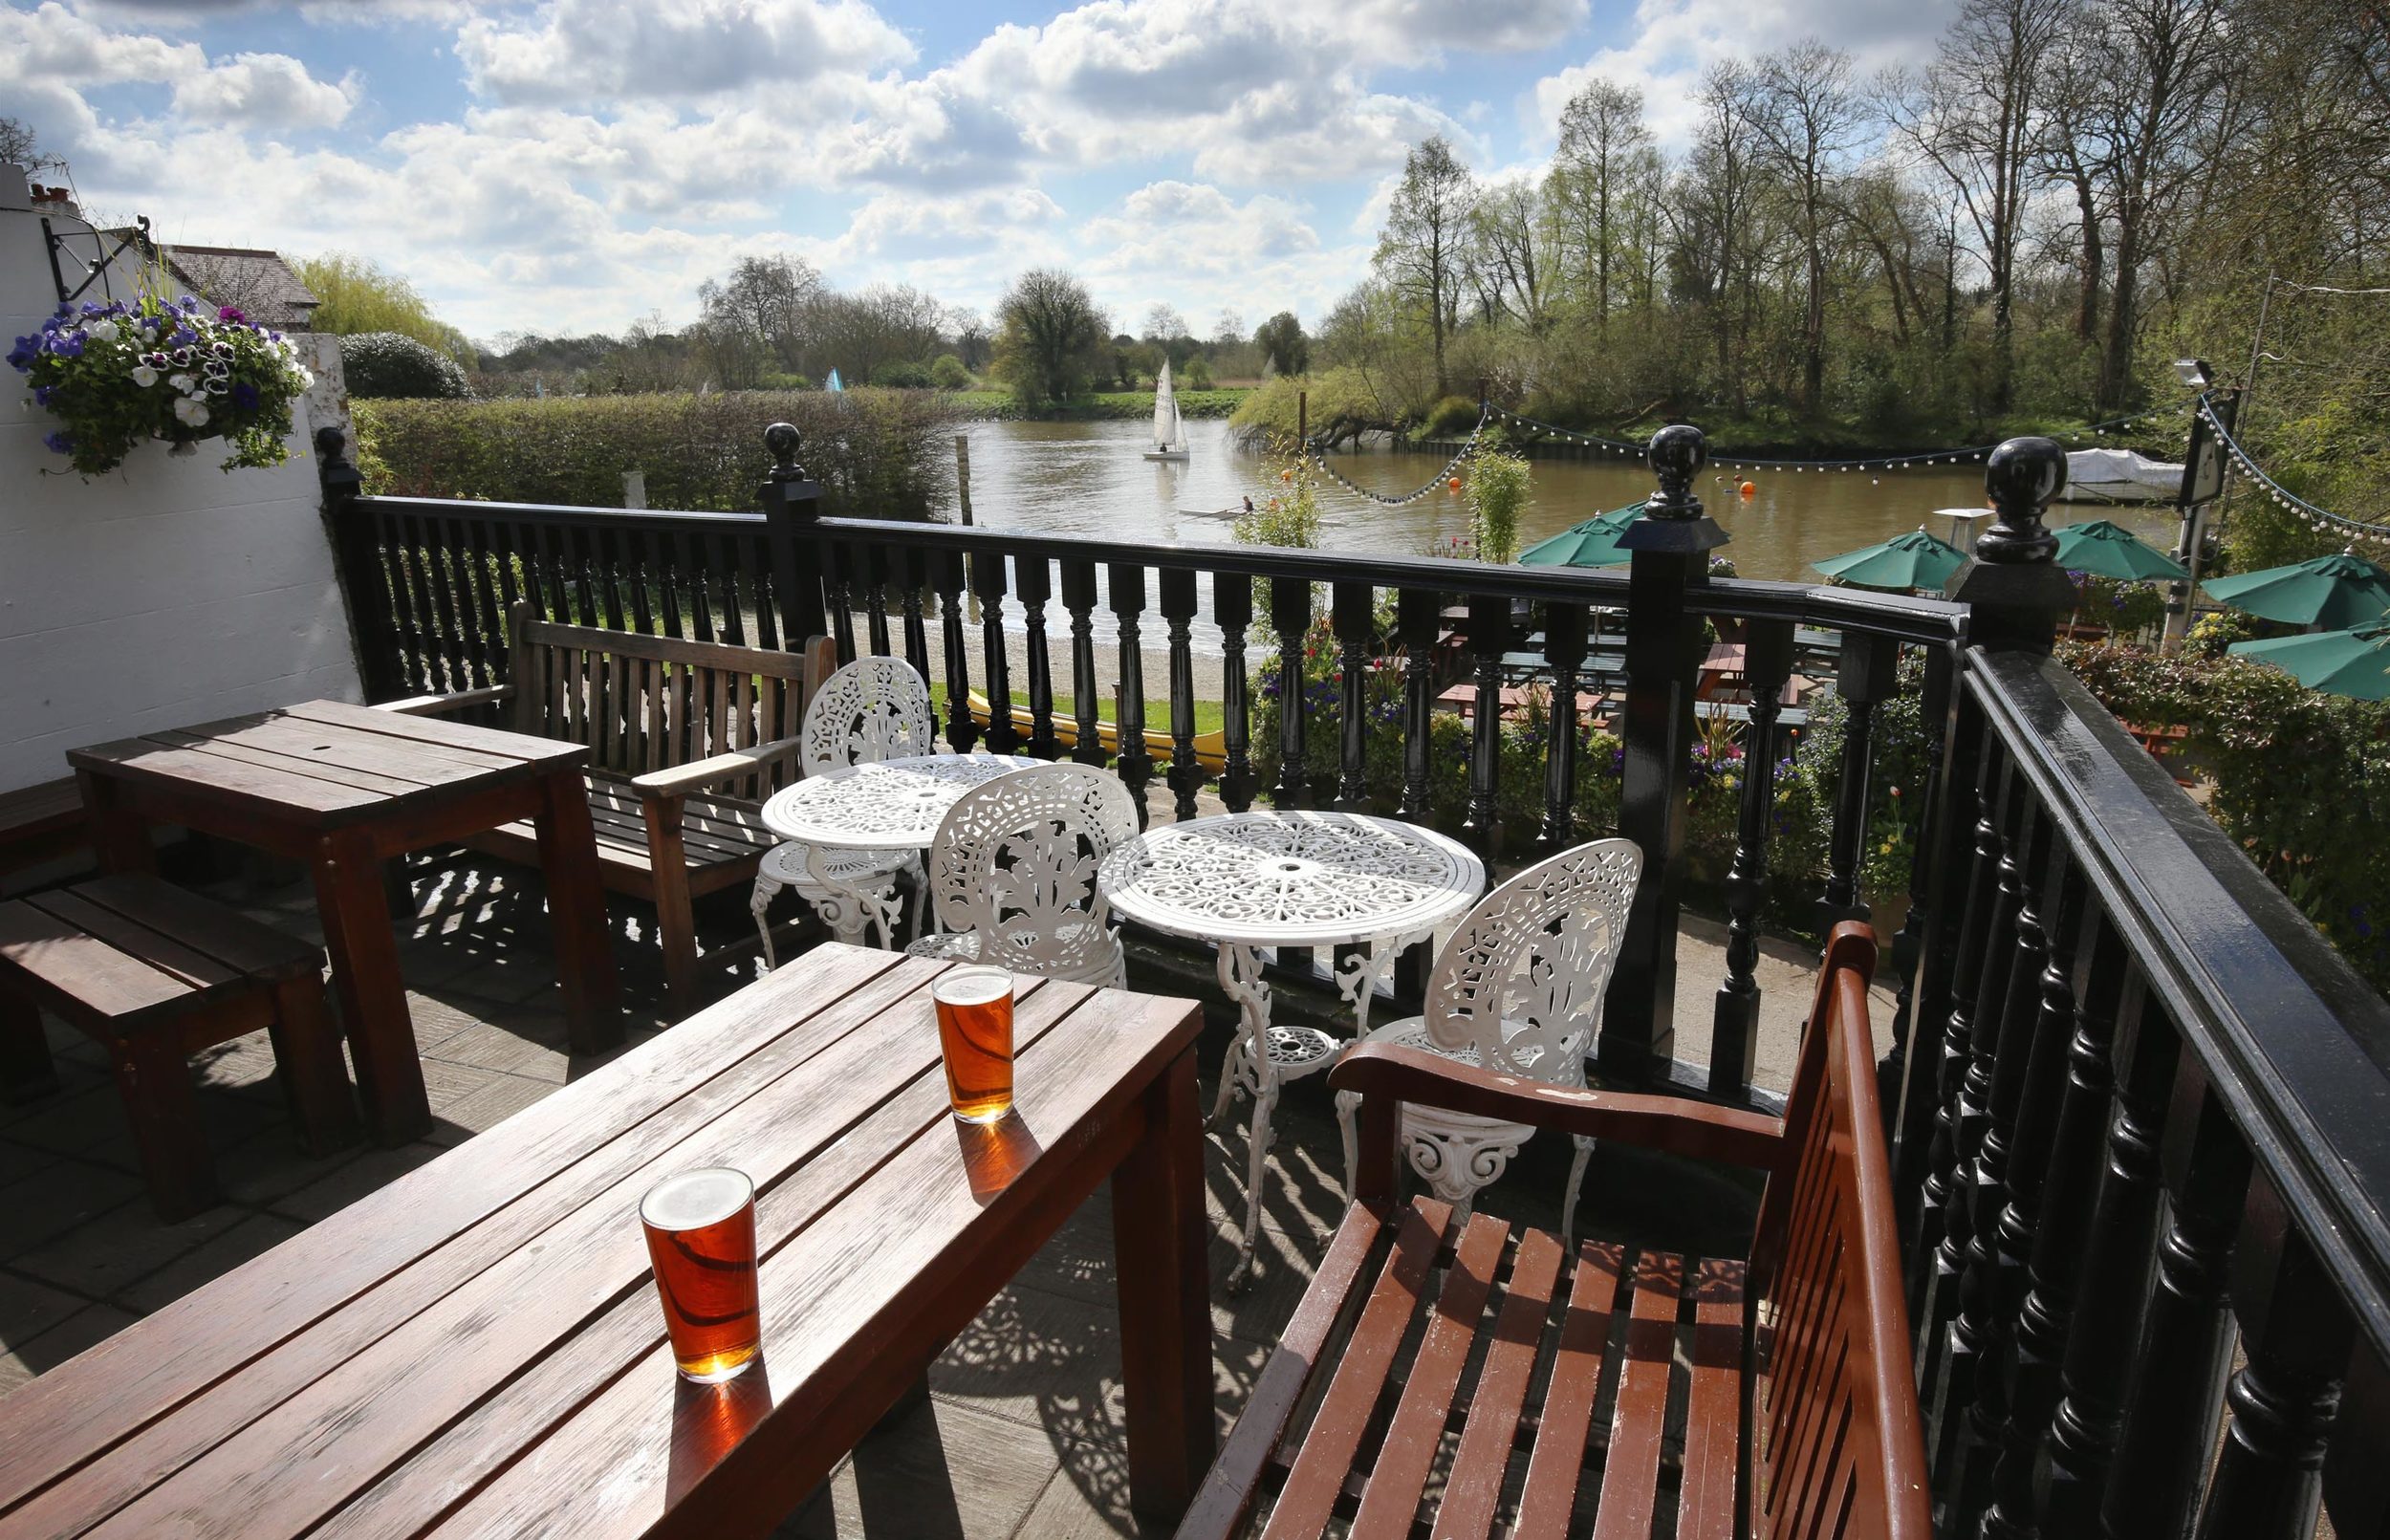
[9,295,314,477]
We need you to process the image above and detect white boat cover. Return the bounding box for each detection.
[2063,447,2183,502]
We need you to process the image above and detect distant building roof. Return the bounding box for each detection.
[160,245,320,330]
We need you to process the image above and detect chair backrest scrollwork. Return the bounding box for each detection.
[1422,837,1642,1084]
[925,764,1141,979]
[799,656,936,775]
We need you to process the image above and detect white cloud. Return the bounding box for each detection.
[0,3,359,132]
[455,0,916,105]
[173,54,360,129]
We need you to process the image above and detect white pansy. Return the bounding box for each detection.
[88,319,120,343]
[173,397,209,427]
[131,364,158,387]
[168,373,194,393]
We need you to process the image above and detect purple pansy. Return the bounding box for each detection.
[231,381,260,410]
[42,431,73,455]
[217,306,245,324]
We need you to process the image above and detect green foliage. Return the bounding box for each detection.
[2184,607,2257,658]
[947,387,1248,421]
[929,354,972,390]
[342,333,471,401]
[353,390,957,517]
[2062,641,2390,993]
[1228,368,1389,448]
[1415,395,1482,440]
[1465,445,1532,564]
[991,269,1109,410]
[1254,312,1309,377]
[1181,354,1213,389]
[11,293,312,476]
[292,253,472,362]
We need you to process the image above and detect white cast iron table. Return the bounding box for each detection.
[1098,811,1485,1283]
[760,753,1040,943]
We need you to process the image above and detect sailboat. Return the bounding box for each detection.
[1142,359,1189,461]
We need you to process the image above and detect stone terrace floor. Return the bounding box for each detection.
[0,846,1882,1538]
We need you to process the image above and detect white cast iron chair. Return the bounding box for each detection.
[751,656,937,961]
[1334,837,1641,1243]
[902,763,1140,987]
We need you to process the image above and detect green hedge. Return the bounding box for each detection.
[353,390,957,517]
[2062,641,2390,993]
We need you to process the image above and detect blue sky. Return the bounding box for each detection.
[0,0,1954,342]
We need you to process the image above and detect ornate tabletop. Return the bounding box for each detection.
[760,753,1042,851]
[1099,811,1485,950]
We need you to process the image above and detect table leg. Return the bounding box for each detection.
[1112,1045,1213,1521]
[1332,929,1430,1038]
[1212,942,1278,1293]
[314,830,430,1143]
[536,767,621,1052]
[76,770,155,874]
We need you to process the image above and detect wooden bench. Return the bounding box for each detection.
[0,875,358,1220]
[388,604,831,1011]
[1180,923,1928,1540]
[0,776,89,883]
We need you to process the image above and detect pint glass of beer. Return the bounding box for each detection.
[932,965,1015,1123]
[640,1167,762,1382]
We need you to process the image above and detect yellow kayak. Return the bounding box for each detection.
[966,691,1228,773]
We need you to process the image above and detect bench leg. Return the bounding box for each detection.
[639,796,701,1021]
[0,986,59,1104]
[539,768,622,1052]
[315,830,432,1143]
[267,974,362,1157]
[115,1034,218,1222]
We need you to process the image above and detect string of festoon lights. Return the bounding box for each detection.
[1304,405,1491,506]
[1477,402,2183,475]
[2197,393,2390,548]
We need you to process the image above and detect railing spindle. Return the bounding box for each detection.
[1462,592,1507,857]
[1711,618,1794,1100]
[934,551,977,752]
[1536,602,1588,852]
[1332,581,1374,812]
[1111,563,1152,822]
[1062,561,1104,769]
[1217,574,1255,813]
[820,540,850,661]
[972,552,1015,753]
[1395,587,1439,822]
[900,547,932,702]
[861,542,891,657]
[1271,576,1311,808]
[1160,568,1201,820]
[1822,632,1898,928]
[1016,557,1060,758]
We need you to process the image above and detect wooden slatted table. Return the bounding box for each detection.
[0,944,1213,1539]
[67,700,619,1140]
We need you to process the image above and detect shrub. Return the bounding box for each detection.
[929,354,971,390]
[758,370,814,391]
[869,359,935,389]
[1181,354,1212,389]
[1415,394,1482,440]
[1465,446,1532,565]
[341,332,470,400]
[353,390,957,517]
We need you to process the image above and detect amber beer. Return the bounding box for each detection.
[639,1167,761,1382]
[932,965,1015,1123]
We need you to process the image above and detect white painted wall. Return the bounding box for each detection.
[0,185,360,795]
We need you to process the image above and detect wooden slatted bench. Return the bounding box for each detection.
[1180,923,1928,1540]
[386,604,831,1010]
[0,875,359,1220]
[0,776,89,883]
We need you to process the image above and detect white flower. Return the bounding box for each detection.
[131,364,158,387]
[88,319,120,343]
[168,372,194,394]
[173,397,209,427]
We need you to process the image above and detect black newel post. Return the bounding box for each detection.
[317,423,402,703]
[1946,437,2074,655]
[1598,423,1727,1081]
[757,423,827,649]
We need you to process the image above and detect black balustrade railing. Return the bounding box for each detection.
[320,419,2390,1540]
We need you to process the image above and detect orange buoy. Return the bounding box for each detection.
[1447,476,1463,491]
[1279,468,1293,482]
[1739,480,1755,497]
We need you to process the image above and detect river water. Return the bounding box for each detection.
[941,417,2177,650]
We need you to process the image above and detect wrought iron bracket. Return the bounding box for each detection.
[41,213,153,308]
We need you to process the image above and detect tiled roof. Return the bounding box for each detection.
[161,245,321,329]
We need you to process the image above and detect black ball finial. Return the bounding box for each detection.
[1646,423,1707,520]
[764,422,804,480]
[313,423,347,461]
[1977,436,2065,563]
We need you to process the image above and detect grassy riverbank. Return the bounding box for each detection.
[946,388,1250,423]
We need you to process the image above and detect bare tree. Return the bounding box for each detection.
[1470,180,1552,332]
[697,254,822,380]
[1375,135,1477,395]
[1886,0,2068,407]
[1546,79,1659,333]
[1752,40,1867,414]
[1675,61,1771,414]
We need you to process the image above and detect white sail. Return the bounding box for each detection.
[1151,360,1182,452]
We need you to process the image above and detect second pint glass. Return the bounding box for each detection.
[932,966,1015,1123]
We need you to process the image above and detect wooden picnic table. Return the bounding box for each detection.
[0,944,1213,1538]
[65,699,619,1140]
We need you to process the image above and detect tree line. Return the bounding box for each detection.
[1322,0,2385,489]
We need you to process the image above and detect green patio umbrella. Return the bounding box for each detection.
[1812,527,1968,592]
[2052,519,2189,582]
[2204,550,2390,629]
[2228,619,2390,701]
[1517,505,1642,568]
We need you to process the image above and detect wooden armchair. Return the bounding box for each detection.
[1181,923,1928,1540]
[386,603,832,1012]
